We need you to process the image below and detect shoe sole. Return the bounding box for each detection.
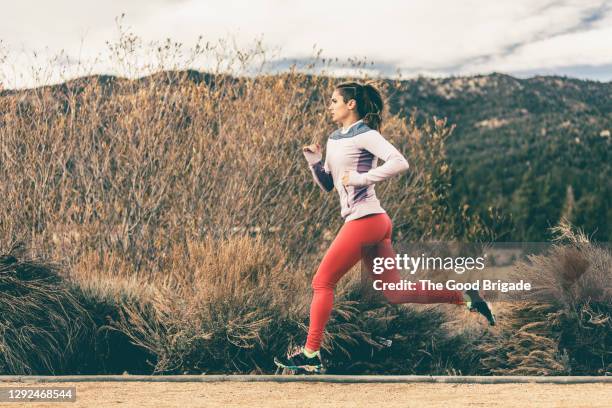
[274,357,323,374]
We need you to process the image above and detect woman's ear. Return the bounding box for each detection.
[347,99,357,110]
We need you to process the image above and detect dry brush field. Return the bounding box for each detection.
[0,39,610,376]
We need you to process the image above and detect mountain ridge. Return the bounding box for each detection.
[2,71,609,241]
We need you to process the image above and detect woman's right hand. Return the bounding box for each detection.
[303,143,321,154]
[302,143,322,165]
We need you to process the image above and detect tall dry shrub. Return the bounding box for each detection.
[0,33,477,277]
[109,235,305,373]
[478,222,611,375]
[0,243,89,374]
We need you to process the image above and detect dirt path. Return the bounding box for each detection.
[0,382,610,408]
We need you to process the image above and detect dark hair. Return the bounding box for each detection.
[335,82,384,130]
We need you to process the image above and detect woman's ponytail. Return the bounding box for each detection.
[361,84,383,131]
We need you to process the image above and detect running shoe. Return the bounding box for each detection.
[274,346,324,374]
[464,289,496,326]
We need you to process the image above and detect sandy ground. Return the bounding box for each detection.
[0,382,610,408]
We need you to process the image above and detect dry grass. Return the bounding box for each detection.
[0,242,89,374]
[478,301,569,375]
[478,222,611,375]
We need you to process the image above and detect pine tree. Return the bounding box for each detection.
[559,185,575,224]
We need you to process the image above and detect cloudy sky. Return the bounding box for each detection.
[1,0,611,88]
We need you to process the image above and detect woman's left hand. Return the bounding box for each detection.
[341,171,350,186]
[342,170,368,187]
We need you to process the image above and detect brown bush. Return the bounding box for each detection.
[478,222,611,375]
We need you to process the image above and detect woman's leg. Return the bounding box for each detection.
[362,214,464,304]
[305,214,388,352]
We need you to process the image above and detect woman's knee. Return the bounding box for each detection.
[311,273,335,292]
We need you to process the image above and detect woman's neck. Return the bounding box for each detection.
[341,118,362,131]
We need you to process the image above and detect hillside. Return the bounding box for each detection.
[389,74,611,241]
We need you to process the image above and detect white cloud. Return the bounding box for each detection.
[459,7,612,73]
[1,0,611,88]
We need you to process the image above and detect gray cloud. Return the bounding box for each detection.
[1,0,611,88]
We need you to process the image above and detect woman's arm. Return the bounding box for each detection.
[345,131,409,186]
[303,144,334,192]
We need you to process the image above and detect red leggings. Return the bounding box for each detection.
[305,212,464,351]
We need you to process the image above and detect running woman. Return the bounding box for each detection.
[274,82,495,374]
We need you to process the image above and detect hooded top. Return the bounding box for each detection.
[303,120,409,222]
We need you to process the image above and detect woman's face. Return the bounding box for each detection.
[328,89,354,124]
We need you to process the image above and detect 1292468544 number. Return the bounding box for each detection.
[0,387,76,402]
